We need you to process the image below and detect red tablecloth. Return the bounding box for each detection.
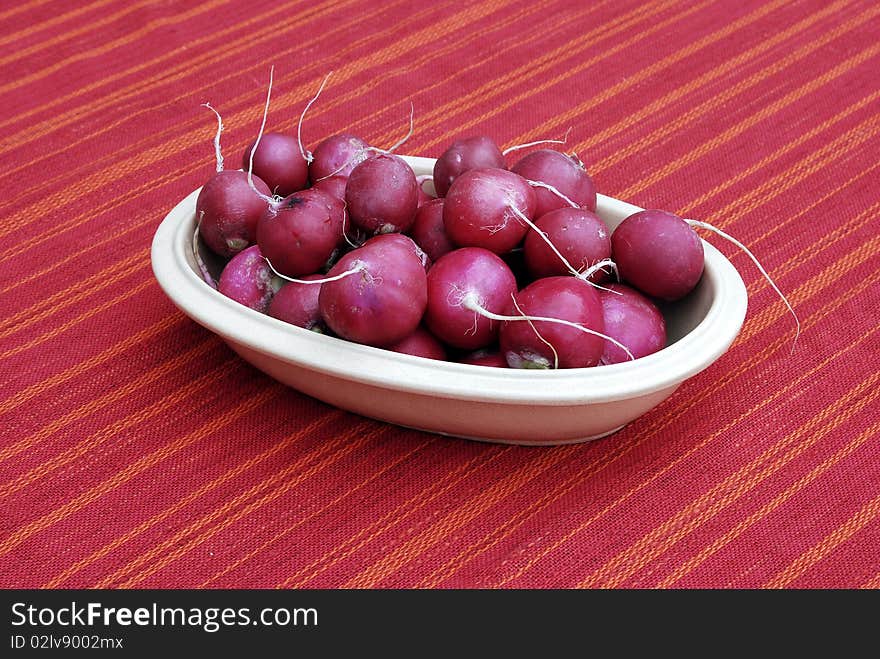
[1,0,878,589]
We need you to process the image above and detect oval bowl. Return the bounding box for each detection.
[151,155,747,445]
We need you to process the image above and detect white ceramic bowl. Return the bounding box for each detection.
[151,155,747,445]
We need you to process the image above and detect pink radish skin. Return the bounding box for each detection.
[345,154,419,235]
[267,274,326,332]
[318,234,428,347]
[433,135,505,197]
[500,276,605,369]
[309,133,373,183]
[289,187,348,248]
[598,283,666,365]
[256,194,341,278]
[409,198,455,263]
[311,175,348,200]
[458,349,508,368]
[218,245,282,312]
[524,207,611,281]
[443,168,536,254]
[196,170,271,257]
[611,209,704,301]
[387,326,447,360]
[242,132,309,197]
[425,247,518,350]
[510,149,597,216]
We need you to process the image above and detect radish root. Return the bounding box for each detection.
[263,257,366,284]
[502,127,572,156]
[202,103,224,173]
[247,66,281,208]
[298,71,333,164]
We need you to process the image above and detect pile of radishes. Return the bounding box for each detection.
[194,72,797,370]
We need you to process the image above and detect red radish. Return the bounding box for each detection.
[510,149,597,216]
[458,349,508,367]
[409,198,455,262]
[499,277,607,369]
[256,193,342,278]
[267,274,326,332]
[290,186,349,248]
[443,168,536,254]
[319,234,428,346]
[524,207,611,281]
[309,133,373,182]
[387,326,447,360]
[242,132,308,196]
[424,247,517,350]
[433,136,505,197]
[345,153,419,235]
[311,175,348,200]
[218,245,282,312]
[598,283,666,364]
[196,170,272,257]
[611,209,704,301]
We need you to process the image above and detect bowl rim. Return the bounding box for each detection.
[151,155,748,406]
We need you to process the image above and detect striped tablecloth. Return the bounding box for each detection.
[2,0,878,589]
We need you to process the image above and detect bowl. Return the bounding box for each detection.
[151,155,747,445]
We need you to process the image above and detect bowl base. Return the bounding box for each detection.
[398,423,629,446]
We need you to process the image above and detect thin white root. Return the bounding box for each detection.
[202,103,224,172]
[298,71,333,164]
[685,218,801,352]
[525,179,579,208]
[263,257,365,284]
[192,217,217,289]
[378,102,415,154]
[247,66,279,207]
[462,292,635,363]
[512,295,559,369]
[340,201,360,249]
[579,258,622,294]
[502,128,571,156]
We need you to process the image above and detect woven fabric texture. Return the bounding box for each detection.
[1,0,878,589]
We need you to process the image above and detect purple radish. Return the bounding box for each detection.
[218,245,282,312]
[345,153,419,235]
[432,135,505,197]
[267,274,327,332]
[524,207,611,281]
[424,247,517,350]
[387,326,447,360]
[242,132,308,196]
[510,149,597,216]
[196,170,272,258]
[409,198,455,263]
[318,234,428,347]
[309,133,373,182]
[443,168,536,254]
[598,283,666,365]
[311,175,348,200]
[499,276,607,369]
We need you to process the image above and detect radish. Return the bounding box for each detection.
[458,349,509,368]
[309,133,374,182]
[311,175,348,200]
[196,170,271,257]
[510,149,597,216]
[267,274,326,332]
[345,153,419,235]
[318,234,428,347]
[242,132,308,196]
[432,135,506,197]
[424,247,517,350]
[523,207,611,281]
[442,168,536,254]
[598,283,666,364]
[218,245,282,312]
[387,326,447,360]
[409,198,455,263]
[498,276,609,369]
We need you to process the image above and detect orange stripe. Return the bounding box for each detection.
[860,573,880,589]
[573,2,875,172]
[0,0,147,63]
[494,260,880,587]
[0,313,183,418]
[273,450,504,589]
[0,0,234,96]
[0,0,56,23]
[0,276,153,361]
[619,49,880,199]
[657,417,880,587]
[98,419,388,588]
[115,430,431,589]
[43,408,347,588]
[342,448,574,589]
[765,492,880,588]
[0,385,284,558]
[579,372,880,588]
[0,249,145,338]
[0,338,223,495]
